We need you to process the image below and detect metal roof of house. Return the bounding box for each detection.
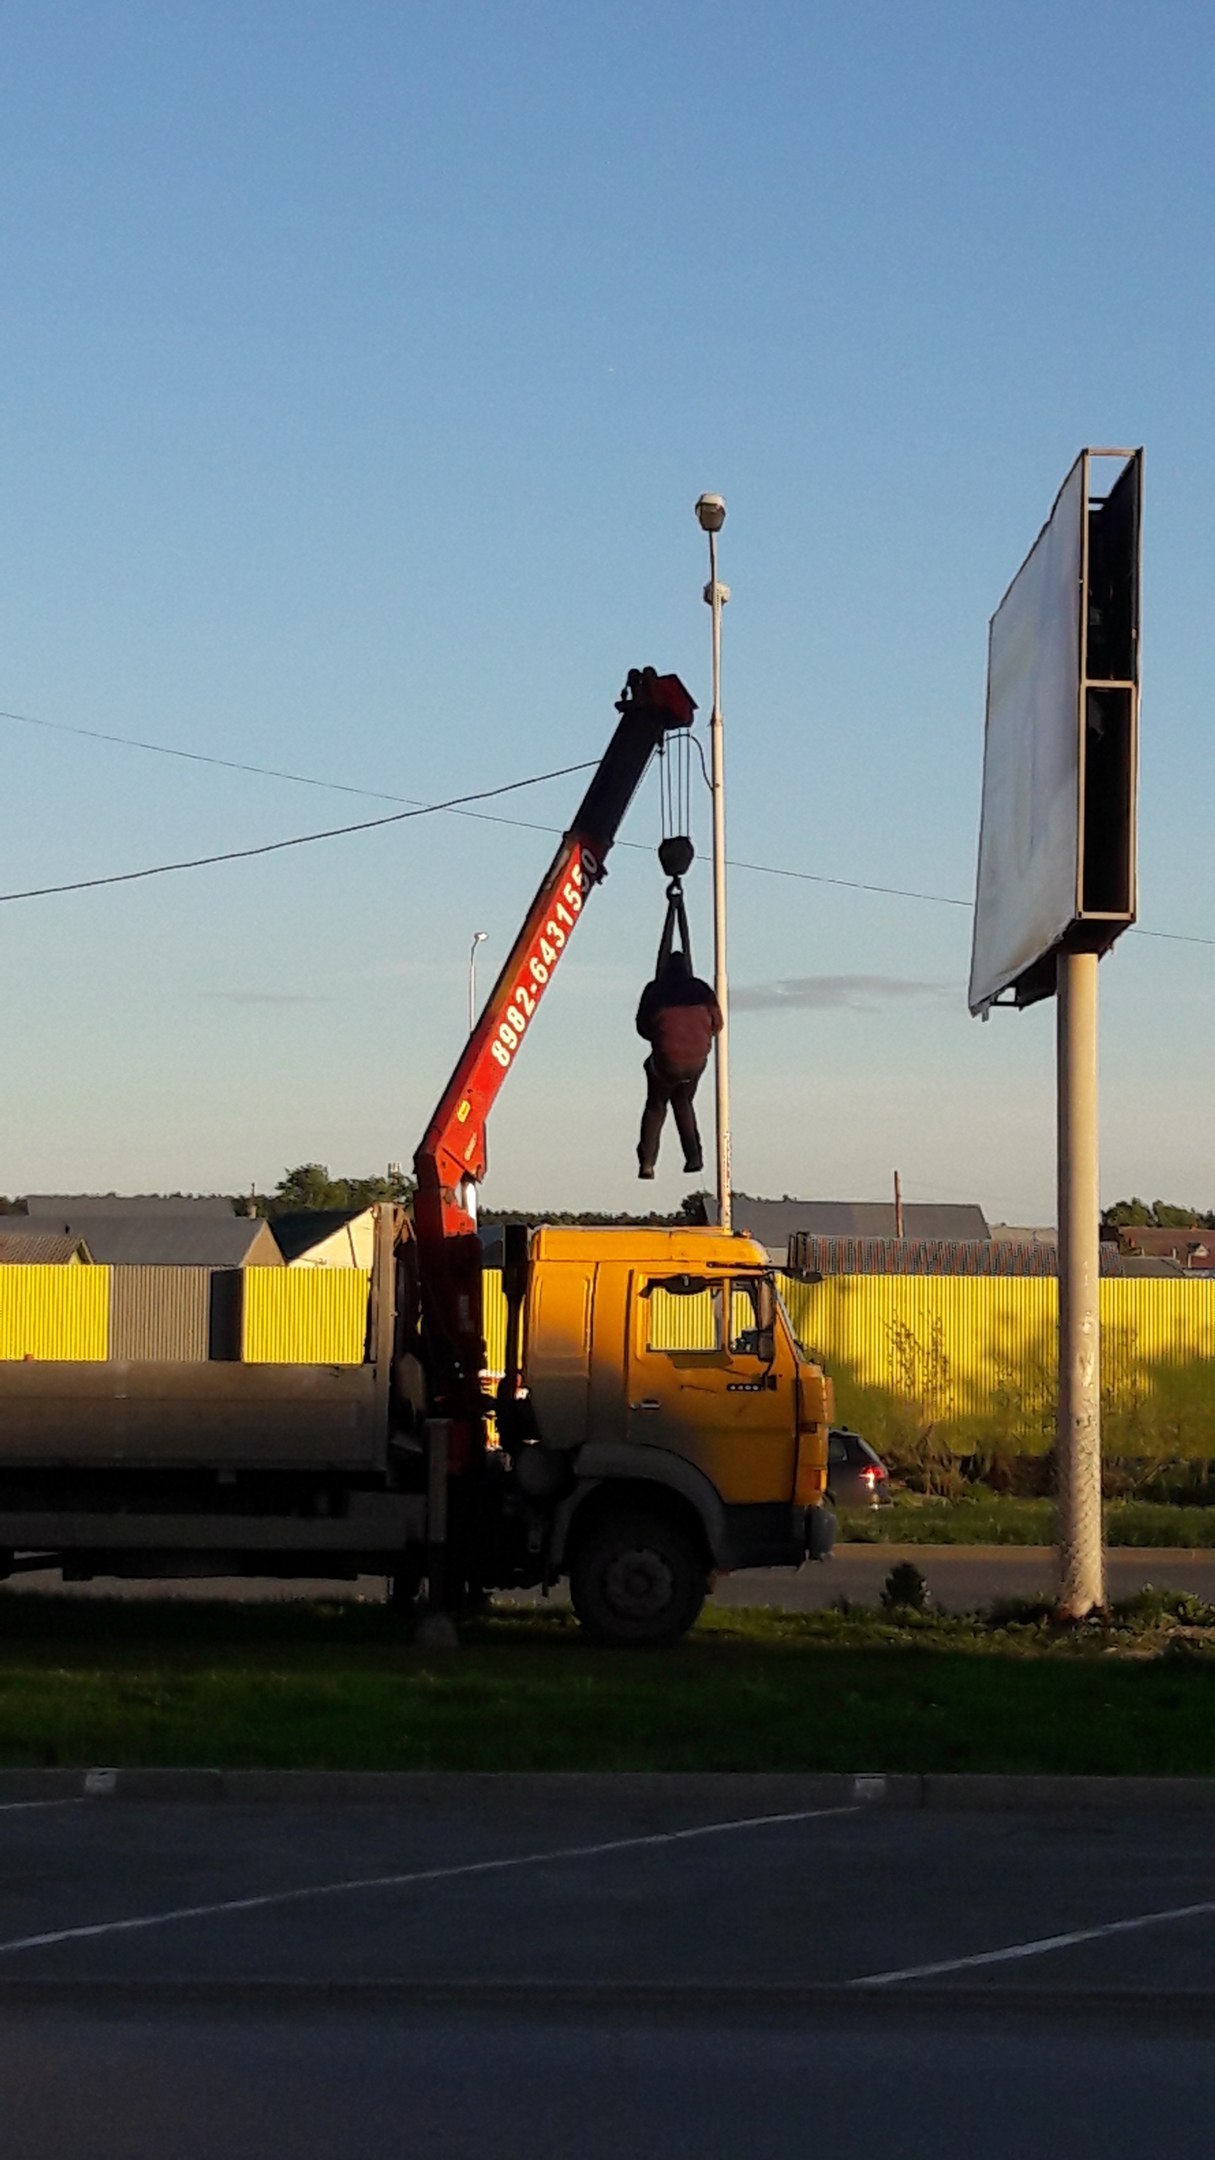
[723,1197,991,1246]
[0,1231,90,1264]
[15,1215,283,1266]
[787,1233,1123,1277]
[25,1194,236,1218]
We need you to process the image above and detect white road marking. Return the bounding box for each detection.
[0,1800,84,1815]
[853,1895,1215,1987]
[0,1803,859,1959]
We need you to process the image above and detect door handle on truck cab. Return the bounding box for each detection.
[629,1399,661,1412]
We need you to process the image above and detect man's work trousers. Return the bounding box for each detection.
[638,1055,705,1174]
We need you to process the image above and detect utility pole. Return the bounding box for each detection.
[696,493,731,1230]
[1055,947,1105,1616]
[893,1170,904,1240]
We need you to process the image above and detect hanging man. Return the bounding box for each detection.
[635,948,723,1179]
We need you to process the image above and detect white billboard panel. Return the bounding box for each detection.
[969,457,1085,1013]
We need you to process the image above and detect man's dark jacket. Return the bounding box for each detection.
[636,973,723,1075]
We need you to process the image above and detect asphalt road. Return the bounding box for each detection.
[715,1543,1215,1611]
[13,1544,1215,1611]
[4,1784,1215,2155]
[8,2005,1215,2160]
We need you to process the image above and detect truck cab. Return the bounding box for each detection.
[498,1227,834,1644]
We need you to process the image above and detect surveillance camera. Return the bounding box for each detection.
[695,493,726,533]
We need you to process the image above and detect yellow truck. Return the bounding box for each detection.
[0,1209,833,1647]
[0,671,834,1644]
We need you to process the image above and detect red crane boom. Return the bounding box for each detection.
[412,667,695,1437]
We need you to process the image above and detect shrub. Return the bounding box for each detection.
[881,1561,930,1611]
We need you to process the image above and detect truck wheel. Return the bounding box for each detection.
[569,1508,707,1648]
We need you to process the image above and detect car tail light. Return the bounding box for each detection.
[862,1465,887,1486]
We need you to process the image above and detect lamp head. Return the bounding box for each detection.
[695,493,726,534]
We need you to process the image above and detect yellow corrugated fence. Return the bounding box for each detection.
[0,1266,373,1365]
[0,1265,109,1360]
[779,1274,1215,1457]
[2,1264,1213,1458]
[242,1268,371,1364]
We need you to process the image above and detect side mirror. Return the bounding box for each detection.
[753,1278,776,1362]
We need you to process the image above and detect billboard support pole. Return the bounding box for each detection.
[1055,946,1105,1618]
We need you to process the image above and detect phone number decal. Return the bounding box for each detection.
[488,848,597,1073]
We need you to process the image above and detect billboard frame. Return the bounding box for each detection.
[969,447,1142,1015]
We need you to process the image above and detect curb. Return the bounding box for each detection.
[5,1768,1215,1809]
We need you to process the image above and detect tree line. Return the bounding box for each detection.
[0,1168,709,1228]
[6,1175,1209,1231]
[1102,1199,1215,1230]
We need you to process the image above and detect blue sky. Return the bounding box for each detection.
[2,1,1211,1220]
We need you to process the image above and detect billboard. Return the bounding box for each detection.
[969,449,1142,1013]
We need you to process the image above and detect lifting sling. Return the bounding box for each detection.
[653,717,698,972]
[656,834,694,974]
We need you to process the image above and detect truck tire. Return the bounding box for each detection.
[569,1507,707,1648]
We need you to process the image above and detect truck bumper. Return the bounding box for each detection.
[721,1502,810,1572]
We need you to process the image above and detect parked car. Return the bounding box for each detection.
[827,1427,891,1509]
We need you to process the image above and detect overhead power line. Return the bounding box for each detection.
[2,703,1211,946]
[0,762,597,904]
[0,704,421,806]
[0,699,987,914]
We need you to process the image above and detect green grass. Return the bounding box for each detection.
[837,1495,1215,1546]
[5,1590,1215,1776]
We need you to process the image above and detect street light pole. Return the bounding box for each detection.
[696,494,731,1232]
[469,930,488,1035]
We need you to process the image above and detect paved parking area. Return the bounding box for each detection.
[2,1783,1215,1994]
[5,1784,1215,2155]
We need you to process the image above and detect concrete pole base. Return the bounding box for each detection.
[1051,1600,1111,1627]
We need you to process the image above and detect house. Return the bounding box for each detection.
[272,1209,377,1268]
[10,1207,281,1267]
[1108,1225,1215,1272]
[698,1193,991,1266]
